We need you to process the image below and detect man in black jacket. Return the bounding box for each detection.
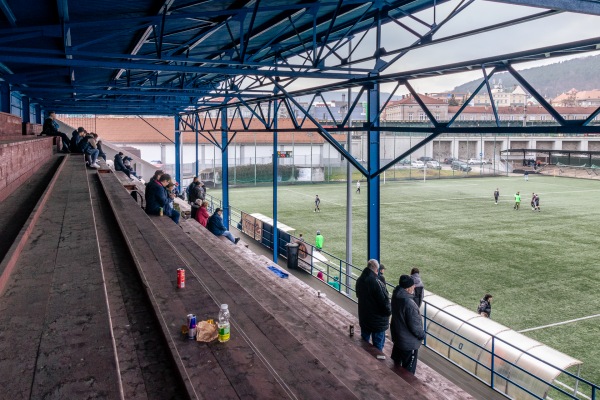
[41,111,71,152]
[390,275,425,374]
[355,259,391,350]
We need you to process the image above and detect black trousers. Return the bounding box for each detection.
[391,346,419,374]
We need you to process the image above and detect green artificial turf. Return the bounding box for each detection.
[219,174,600,385]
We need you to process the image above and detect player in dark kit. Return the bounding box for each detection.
[494,188,499,205]
[314,195,321,212]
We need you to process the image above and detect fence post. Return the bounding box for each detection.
[491,336,495,389]
[423,302,427,347]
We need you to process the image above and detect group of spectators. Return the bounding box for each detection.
[40,111,107,168]
[186,176,240,244]
[114,152,138,179]
[144,170,180,224]
[356,261,426,374]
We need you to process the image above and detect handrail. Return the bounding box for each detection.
[204,192,599,400]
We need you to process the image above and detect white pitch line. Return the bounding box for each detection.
[518,314,600,333]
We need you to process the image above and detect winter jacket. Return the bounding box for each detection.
[390,286,425,351]
[114,154,127,172]
[315,234,324,250]
[207,213,226,236]
[355,267,392,332]
[196,206,210,227]
[411,272,425,308]
[70,131,82,153]
[189,183,202,204]
[477,299,492,318]
[42,118,60,136]
[145,179,168,216]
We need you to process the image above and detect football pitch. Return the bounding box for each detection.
[223,175,600,385]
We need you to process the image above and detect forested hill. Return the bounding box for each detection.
[451,55,600,98]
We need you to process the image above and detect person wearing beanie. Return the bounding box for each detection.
[355,259,391,351]
[390,274,425,374]
[410,267,425,308]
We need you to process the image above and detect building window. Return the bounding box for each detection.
[408,113,413,121]
[419,113,426,121]
[10,92,22,118]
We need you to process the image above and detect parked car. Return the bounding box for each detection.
[426,160,441,170]
[418,156,434,162]
[452,161,472,172]
[467,158,490,165]
[411,160,425,168]
[398,158,411,165]
[443,157,458,164]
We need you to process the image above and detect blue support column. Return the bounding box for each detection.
[221,107,229,229]
[273,100,279,262]
[0,81,10,114]
[35,104,42,124]
[22,96,30,124]
[367,82,381,262]
[195,115,199,177]
[174,115,181,186]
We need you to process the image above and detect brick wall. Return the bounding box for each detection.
[23,122,43,135]
[0,137,54,202]
[0,112,23,137]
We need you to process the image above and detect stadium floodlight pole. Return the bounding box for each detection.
[345,38,353,295]
[221,105,230,229]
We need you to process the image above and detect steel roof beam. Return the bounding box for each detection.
[490,0,600,15]
[0,0,16,27]
[0,53,360,80]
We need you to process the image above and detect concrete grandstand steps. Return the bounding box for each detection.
[87,169,186,399]
[99,173,306,400]
[164,219,463,400]
[0,155,63,271]
[155,218,429,400]
[0,156,121,399]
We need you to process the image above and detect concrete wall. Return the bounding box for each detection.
[0,137,54,202]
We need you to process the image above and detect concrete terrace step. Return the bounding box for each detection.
[0,155,122,399]
[156,218,437,400]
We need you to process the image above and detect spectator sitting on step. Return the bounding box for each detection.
[328,276,340,290]
[145,173,180,224]
[77,131,100,169]
[70,127,85,153]
[93,133,107,162]
[123,156,139,178]
[114,152,131,178]
[41,111,71,153]
[195,200,210,227]
[207,208,239,244]
[165,182,176,216]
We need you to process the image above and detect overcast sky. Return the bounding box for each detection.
[280,0,600,96]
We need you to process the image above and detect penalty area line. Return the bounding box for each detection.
[518,314,600,333]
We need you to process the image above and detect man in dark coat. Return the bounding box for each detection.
[145,174,179,224]
[114,152,131,178]
[41,111,71,152]
[355,259,391,350]
[207,208,239,244]
[390,275,425,374]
